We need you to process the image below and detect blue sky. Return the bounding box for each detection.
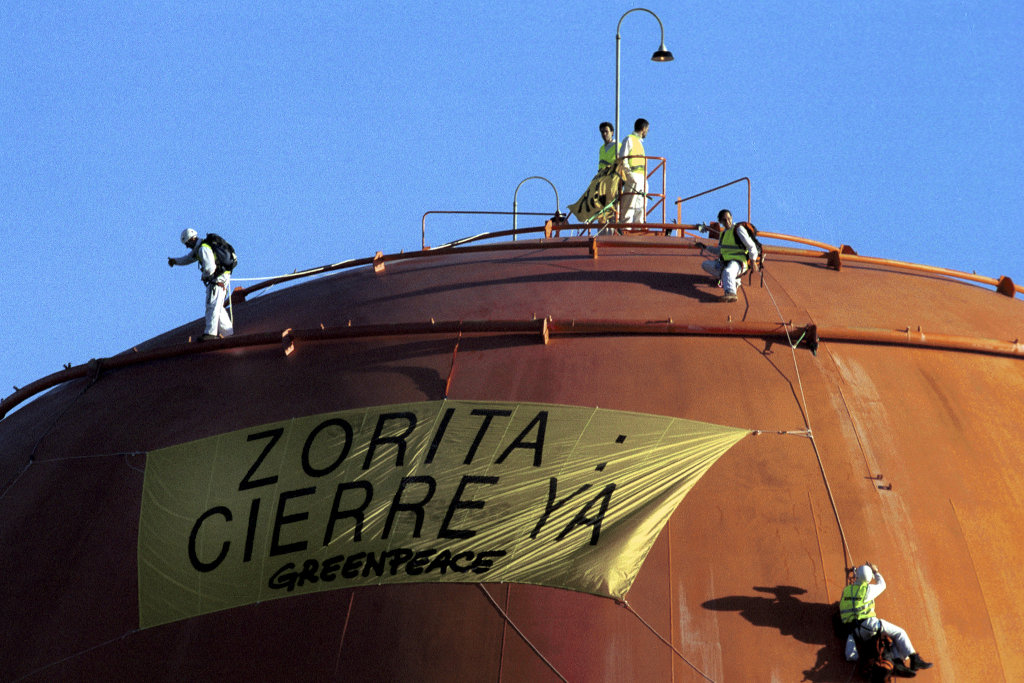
[2,1,1022,404]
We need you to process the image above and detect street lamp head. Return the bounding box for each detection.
[651,42,674,62]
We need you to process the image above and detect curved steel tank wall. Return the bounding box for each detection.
[2,234,1022,681]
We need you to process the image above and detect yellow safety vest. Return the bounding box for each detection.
[839,583,876,624]
[599,143,617,170]
[624,133,646,173]
[719,227,749,265]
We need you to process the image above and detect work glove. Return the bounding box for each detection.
[167,257,175,267]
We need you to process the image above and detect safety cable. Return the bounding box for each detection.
[227,256,365,284]
[13,629,140,682]
[622,601,717,682]
[476,584,568,682]
[444,331,462,397]
[333,592,356,676]
[760,270,854,569]
[1,375,95,500]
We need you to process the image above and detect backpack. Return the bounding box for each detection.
[202,233,238,275]
[857,632,895,682]
[736,222,764,268]
[832,601,896,682]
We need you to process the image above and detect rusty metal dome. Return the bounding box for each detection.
[2,225,1022,681]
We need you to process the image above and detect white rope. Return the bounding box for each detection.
[229,257,364,283]
[14,629,139,682]
[761,271,854,568]
[623,601,716,682]
[476,585,568,682]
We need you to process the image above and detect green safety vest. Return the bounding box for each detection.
[599,142,617,170]
[623,133,646,173]
[719,227,749,265]
[839,583,876,624]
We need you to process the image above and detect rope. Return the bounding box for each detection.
[226,277,234,329]
[333,592,356,676]
[752,429,812,437]
[14,629,139,682]
[444,331,462,397]
[583,198,619,225]
[228,257,364,284]
[761,274,854,568]
[1,377,94,500]
[622,601,716,682]
[476,584,568,682]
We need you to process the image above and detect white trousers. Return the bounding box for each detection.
[204,275,234,337]
[620,171,647,223]
[857,617,916,661]
[702,258,747,295]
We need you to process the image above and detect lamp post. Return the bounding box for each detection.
[615,8,673,151]
[513,176,560,238]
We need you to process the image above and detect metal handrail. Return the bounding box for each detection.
[618,156,667,224]
[675,177,751,227]
[5,313,1023,421]
[421,210,553,250]
[513,177,559,236]
[238,224,1021,303]
[646,157,667,224]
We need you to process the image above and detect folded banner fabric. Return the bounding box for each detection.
[569,165,622,223]
[138,399,749,628]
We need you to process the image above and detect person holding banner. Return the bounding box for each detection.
[568,125,623,225]
[598,122,617,171]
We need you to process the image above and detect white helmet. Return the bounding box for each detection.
[855,564,874,583]
[180,228,198,245]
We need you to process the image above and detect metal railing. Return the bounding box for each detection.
[421,210,555,250]
[615,156,667,225]
[675,177,751,226]
[5,175,1022,420]
[5,312,1023,421]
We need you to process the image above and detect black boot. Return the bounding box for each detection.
[909,653,933,670]
[892,659,916,677]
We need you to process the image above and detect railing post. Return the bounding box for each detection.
[674,177,752,224]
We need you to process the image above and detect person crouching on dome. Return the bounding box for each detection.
[700,209,759,303]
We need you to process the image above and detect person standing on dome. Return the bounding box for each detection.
[617,118,649,223]
[168,228,235,341]
[839,563,933,673]
[598,121,617,172]
[700,209,759,303]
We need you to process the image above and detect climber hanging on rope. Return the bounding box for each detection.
[838,563,933,677]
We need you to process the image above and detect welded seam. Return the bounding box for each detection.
[496,583,510,683]
[949,499,1007,682]
[806,491,832,603]
[820,344,882,492]
[476,584,567,683]
[0,459,32,501]
[668,517,676,682]
[622,601,716,682]
[1,380,93,500]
